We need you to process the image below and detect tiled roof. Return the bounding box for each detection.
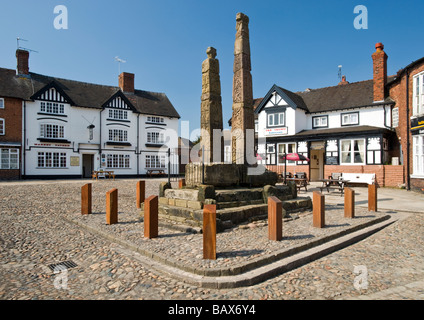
[0,68,180,118]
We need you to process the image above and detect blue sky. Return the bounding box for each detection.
[1,0,423,139]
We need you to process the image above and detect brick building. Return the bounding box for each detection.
[388,56,424,192]
[0,50,26,179]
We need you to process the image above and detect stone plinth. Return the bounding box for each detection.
[185,163,278,188]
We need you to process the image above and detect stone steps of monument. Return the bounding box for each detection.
[216,199,264,209]
[214,188,264,203]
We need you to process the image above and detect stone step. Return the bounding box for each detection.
[216,199,264,209]
[215,188,264,203]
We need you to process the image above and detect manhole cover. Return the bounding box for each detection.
[47,260,78,272]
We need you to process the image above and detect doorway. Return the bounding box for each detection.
[310,149,324,181]
[82,154,94,178]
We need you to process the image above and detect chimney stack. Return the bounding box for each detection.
[338,75,349,86]
[119,72,135,93]
[16,49,30,75]
[372,42,388,102]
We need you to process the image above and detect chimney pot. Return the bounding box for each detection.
[119,72,135,93]
[16,49,30,75]
[375,42,384,51]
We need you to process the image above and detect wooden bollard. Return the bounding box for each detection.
[144,195,158,239]
[106,188,118,225]
[313,191,325,228]
[344,187,355,218]
[268,196,282,241]
[368,184,377,212]
[203,204,216,260]
[178,178,186,189]
[136,181,145,209]
[81,183,92,215]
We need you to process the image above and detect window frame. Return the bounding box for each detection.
[277,142,296,165]
[340,138,366,165]
[106,154,130,169]
[108,109,128,121]
[37,152,67,168]
[0,118,4,135]
[146,131,165,145]
[147,116,164,124]
[108,128,128,142]
[312,115,329,128]
[145,154,166,169]
[0,98,4,109]
[1,148,19,169]
[267,111,285,127]
[39,123,65,139]
[413,72,424,116]
[341,112,359,126]
[40,102,65,115]
[412,135,424,176]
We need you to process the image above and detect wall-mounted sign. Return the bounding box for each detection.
[411,115,424,135]
[264,127,288,136]
[70,156,80,166]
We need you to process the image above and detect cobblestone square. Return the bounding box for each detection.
[0,178,423,300]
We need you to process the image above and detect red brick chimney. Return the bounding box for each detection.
[119,72,135,93]
[372,42,388,102]
[16,49,30,75]
[338,75,349,86]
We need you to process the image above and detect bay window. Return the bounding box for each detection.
[340,139,365,164]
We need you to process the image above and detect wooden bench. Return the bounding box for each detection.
[342,173,375,185]
[146,169,165,177]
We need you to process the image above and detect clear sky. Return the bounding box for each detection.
[1,0,423,140]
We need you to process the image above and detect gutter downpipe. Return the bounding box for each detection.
[406,69,411,191]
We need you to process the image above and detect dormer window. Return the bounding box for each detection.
[40,102,65,115]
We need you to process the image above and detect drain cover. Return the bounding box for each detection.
[48,260,78,272]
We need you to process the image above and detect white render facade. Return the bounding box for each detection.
[19,73,180,179]
[254,83,399,181]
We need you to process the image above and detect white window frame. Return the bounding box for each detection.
[37,152,67,168]
[312,115,328,128]
[147,116,164,124]
[108,129,128,142]
[341,112,359,126]
[147,131,164,144]
[0,118,4,135]
[340,139,366,165]
[412,135,424,177]
[106,154,130,169]
[145,154,166,169]
[40,124,65,139]
[413,72,424,116]
[0,98,4,109]
[108,109,128,120]
[40,102,65,115]
[267,112,285,127]
[277,142,296,165]
[1,148,19,169]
